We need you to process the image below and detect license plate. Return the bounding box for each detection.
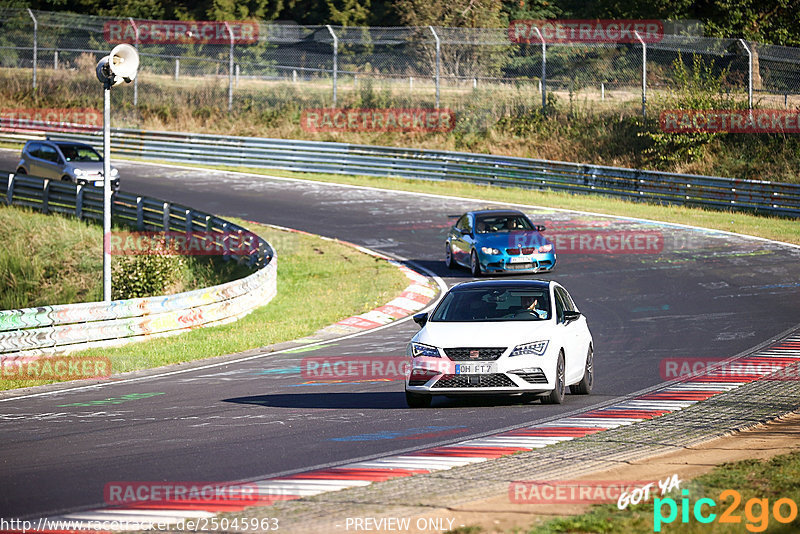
[455,362,496,374]
[509,255,533,263]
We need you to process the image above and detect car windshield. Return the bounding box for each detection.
[58,144,101,162]
[430,288,551,322]
[475,215,533,233]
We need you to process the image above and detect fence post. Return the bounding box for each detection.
[532,26,546,113]
[76,184,84,219]
[54,50,58,70]
[429,26,440,108]
[27,8,37,90]
[136,196,144,229]
[174,58,180,80]
[224,21,234,112]
[129,18,139,106]
[326,25,338,106]
[635,31,647,118]
[739,39,753,110]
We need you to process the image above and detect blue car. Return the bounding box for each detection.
[445,209,556,276]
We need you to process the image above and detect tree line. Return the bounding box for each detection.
[6,0,799,46]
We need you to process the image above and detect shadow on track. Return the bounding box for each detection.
[223,392,551,409]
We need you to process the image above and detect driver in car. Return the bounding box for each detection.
[517,295,548,319]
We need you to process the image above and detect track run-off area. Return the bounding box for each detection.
[2,151,800,528]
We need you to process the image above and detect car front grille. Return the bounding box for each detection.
[506,247,538,255]
[432,373,518,388]
[443,347,506,361]
[511,369,548,384]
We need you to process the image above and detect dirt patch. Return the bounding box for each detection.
[400,410,800,534]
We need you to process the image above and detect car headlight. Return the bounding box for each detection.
[110,168,119,177]
[481,246,501,255]
[409,342,440,358]
[73,169,87,177]
[537,244,553,253]
[510,340,549,357]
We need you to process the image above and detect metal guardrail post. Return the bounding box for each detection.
[185,209,192,233]
[429,26,440,109]
[26,8,37,90]
[6,174,14,205]
[739,39,753,110]
[224,21,234,112]
[162,202,170,231]
[326,25,338,106]
[129,18,139,107]
[136,196,144,229]
[635,31,647,119]
[41,179,50,214]
[532,26,546,113]
[76,185,84,219]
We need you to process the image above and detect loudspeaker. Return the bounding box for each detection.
[95,44,139,87]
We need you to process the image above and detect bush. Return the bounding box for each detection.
[112,252,185,300]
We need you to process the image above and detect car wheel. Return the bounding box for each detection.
[470,250,482,277]
[444,243,455,269]
[570,345,594,395]
[543,351,565,404]
[405,391,432,408]
[15,167,26,175]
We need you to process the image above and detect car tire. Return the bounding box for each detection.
[16,168,26,175]
[570,345,594,395]
[445,243,455,269]
[542,352,565,405]
[405,391,432,408]
[470,250,482,277]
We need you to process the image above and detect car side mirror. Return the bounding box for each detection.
[461,229,472,237]
[534,224,546,232]
[563,310,581,323]
[413,313,428,328]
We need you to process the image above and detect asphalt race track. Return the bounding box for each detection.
[2,152,800,519]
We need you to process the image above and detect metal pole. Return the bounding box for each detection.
[129,18,139,106]
[175,58,180,79]
[429,26,440,108]
[224,21,234,112]
[27,8,37,90]
[635,31,647,118]
[103,83,112,302]
[326,25,338,106]
[533,27,546,113]
[739,39,753,110]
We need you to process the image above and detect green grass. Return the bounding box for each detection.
[523,450,800,533]
[2,219,409,391]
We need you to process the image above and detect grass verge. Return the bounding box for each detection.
[1,219,410,391]
[522,449,800,533]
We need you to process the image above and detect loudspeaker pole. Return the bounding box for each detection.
[103,79,112,302]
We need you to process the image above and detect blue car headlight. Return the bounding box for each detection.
[510,340,549,357]
[409,342,440,358]
[481,246,501,255]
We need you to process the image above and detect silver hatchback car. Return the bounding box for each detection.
[16,139,120,190]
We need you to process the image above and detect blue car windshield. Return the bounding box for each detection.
[475,215,533,233]
[430,288,551,322]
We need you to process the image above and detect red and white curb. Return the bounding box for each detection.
[41,335,800,530]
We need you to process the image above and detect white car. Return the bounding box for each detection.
[405,279,593,408]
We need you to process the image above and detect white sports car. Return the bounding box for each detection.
[405,279,593,408]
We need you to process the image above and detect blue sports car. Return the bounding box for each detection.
[445,209,556,276]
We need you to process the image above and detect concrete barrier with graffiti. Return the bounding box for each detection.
[0,173,276,358]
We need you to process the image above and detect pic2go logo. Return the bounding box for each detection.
[654,489,799,532]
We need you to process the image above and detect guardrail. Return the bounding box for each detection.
[0,173,277,357]
[1,122,799,217]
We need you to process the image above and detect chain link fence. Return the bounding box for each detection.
[1,8,799,131]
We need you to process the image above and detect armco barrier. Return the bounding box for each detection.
[0,173,276,357]
[1,122,799,217]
